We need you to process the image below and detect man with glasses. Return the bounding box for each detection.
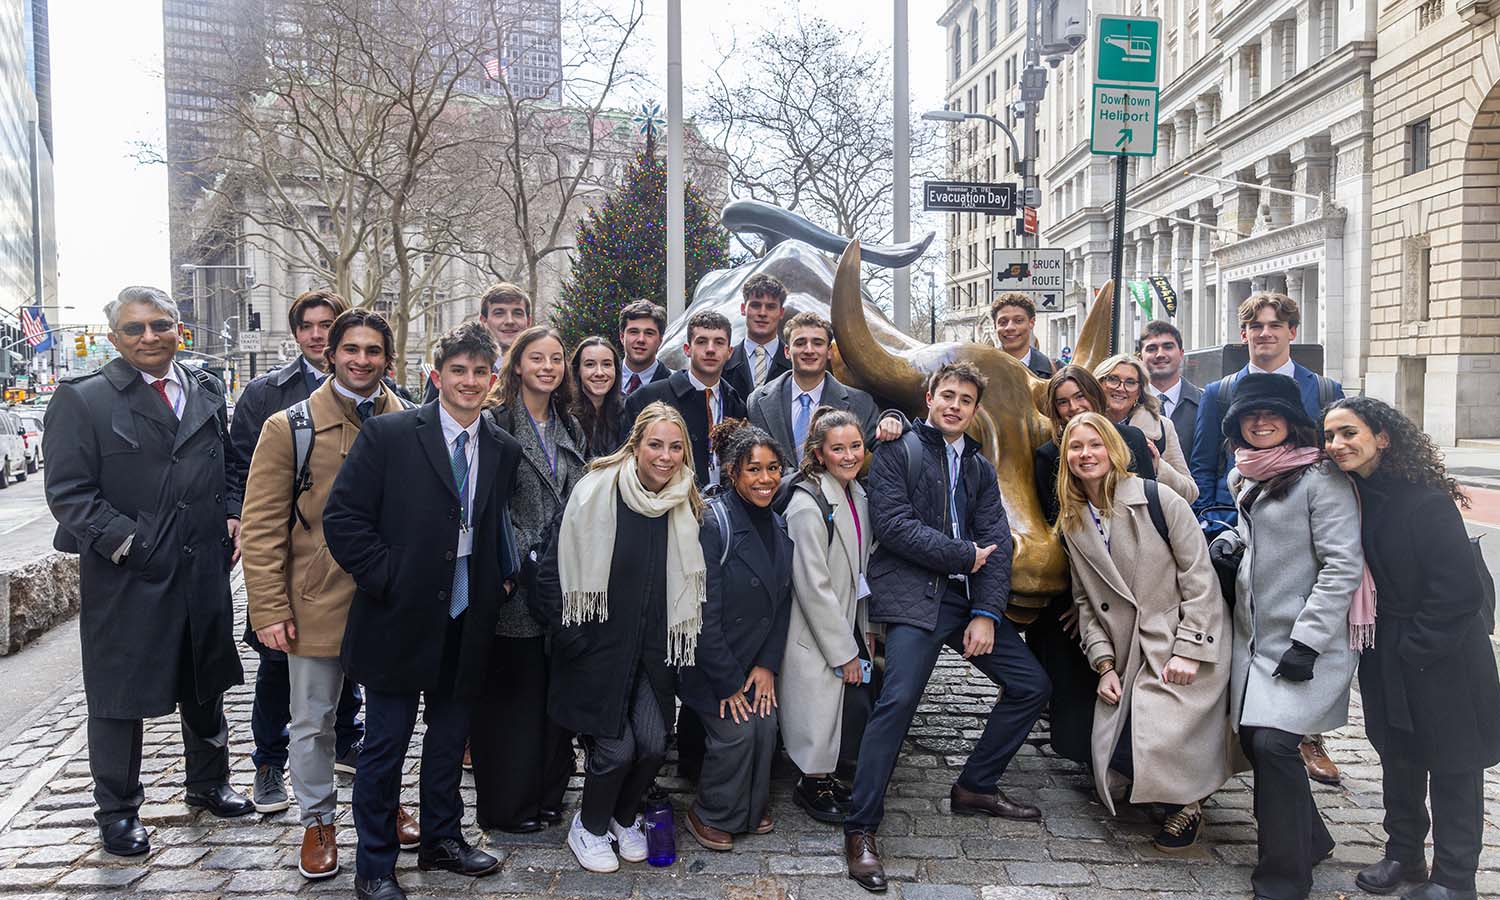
[43,286,254,858]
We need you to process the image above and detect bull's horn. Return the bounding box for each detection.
[1072,280,1118,371]
[830,239,925,410]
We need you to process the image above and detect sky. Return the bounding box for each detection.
[49,1,949,326]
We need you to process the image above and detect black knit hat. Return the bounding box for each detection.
[1220,372,1315,441]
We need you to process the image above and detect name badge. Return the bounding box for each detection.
[856,573,871,601]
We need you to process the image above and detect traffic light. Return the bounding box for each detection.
[183,327,194,349]
[74,333,87,357]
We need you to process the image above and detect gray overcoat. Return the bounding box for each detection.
[1228,462,1364,736]
[1061,477,1232,812]
[778,472,872,774]
[746,371,880,464]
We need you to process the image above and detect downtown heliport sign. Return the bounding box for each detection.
[1090,15,1161,157]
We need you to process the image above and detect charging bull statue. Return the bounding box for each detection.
[663,200,1117,622]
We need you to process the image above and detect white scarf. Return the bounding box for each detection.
[557,457,706,665]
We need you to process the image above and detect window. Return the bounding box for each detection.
[969,10,979,64]
[1408,118,1431,174]
[1007,0,1019,32]
[953,25,962,79]
[987,0,998,48]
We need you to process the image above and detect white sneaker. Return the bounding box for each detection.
[608,815,648,863]
[568,812,619,873]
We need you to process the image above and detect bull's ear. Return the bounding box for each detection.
[1073,280,1118,371]
[829,240,924,413]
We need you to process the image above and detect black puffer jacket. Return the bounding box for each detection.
[867,419,1011,629]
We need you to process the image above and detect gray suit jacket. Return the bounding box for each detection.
[746,371,880,463]
[1166,379,1203,464]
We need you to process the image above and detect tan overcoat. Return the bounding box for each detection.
[1061,477,1232,813]
[242,378,405,656]
[1127,406,1199,504]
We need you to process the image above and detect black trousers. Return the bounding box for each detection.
[1383,764,1484,892]
[245,633,363,770]
[1024,597,1096,765]
[1239,725,1335,900]
[580,673,666,836]
[470,635,574,828]
[89,634,230,826]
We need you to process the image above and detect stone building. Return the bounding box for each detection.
[1366,0,1500,443]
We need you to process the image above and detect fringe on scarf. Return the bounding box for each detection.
[1350,621,1376,652]
[561,590,609,627]
[666,569,707,666]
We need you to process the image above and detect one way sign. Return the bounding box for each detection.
[1090,85,1159,156]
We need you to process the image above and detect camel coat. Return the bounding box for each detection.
[243,378,406,656]
[778,472,872,774]
[1127,406,1199,505]
[1061,477,1232,812]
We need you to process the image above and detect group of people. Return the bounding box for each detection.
[40,277,1498,900]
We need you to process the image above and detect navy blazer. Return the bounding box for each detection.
[1189,362,1344,516]
[620,370,747,487]
[678,490,794,715]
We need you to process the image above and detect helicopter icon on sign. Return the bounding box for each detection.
[1103,35,1154,62]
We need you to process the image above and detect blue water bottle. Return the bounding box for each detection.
[643,787,677,867]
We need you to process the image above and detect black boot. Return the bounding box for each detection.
[793,775,846,824]
[1356,858,1429,895]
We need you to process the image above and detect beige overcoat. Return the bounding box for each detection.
[242,378,405,657]
[1061,477,1232,813]
[778,471,872,774]
[1127,406,1199,504]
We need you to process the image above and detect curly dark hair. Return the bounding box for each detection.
[708,418,787,487]
[1322,396,1469,508]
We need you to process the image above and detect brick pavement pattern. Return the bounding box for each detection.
[0,578,1496,899]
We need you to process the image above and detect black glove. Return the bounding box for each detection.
[1273,640,1318,681]
[1208,535,1242,570]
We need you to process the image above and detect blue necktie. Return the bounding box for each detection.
[792,394,813,456]
[449,431,470,619]
[356,399,374,422]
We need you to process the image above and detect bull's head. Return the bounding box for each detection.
[830,240,1118,620]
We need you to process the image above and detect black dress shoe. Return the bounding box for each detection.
[354,875,407,900]
[1400,883,1479,900]
[539,807,563,826]
[794,776,847,824]
[495,816,546,834]
[98,817,149,857]
[949,783,1041,820]
[1357,858,1429,894]
[184,782,256,818]
[417,837,501,876]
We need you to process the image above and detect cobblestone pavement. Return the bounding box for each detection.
[0,577,1497,900]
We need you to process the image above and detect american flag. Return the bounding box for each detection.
[482,55,507,81]
[19,305,51,351]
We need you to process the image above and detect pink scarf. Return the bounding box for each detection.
[1234,445,1377,651]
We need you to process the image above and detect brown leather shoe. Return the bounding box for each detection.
[844,830,887,893]
[1300,736,1340,785]
[298,818,339,880]
[753,813,773,834]
[950,783,1041,820]
[396,805,420,851]
[686,807,732,851]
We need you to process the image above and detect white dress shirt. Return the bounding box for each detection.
[1249,358,1296,378]
[620,359,662,393]
[790,376,826,412]
[438,405,481,558]
[135,365,185,419]
[1154,378,1183,419]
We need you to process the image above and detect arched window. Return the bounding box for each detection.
[952,25,962,79]
[987,0,998,49]
[969,10,980,64]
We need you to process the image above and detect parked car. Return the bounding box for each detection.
[15,409,42,472]
[0,410,27,488]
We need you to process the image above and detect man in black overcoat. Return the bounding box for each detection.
[323,322,522,900]
[43,286,253,858]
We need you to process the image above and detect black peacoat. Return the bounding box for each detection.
[678,490,795,716]
[530,492,677,740]
[1353,470,1500,772]
[42,358,244,719]
[322,403,522,698]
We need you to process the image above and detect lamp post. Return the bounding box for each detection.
[893,0,911,331]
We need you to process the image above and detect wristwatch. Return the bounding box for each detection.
[1095,658,1115,675]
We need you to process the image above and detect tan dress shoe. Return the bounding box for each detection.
[845,830,887,893]
[686,807,733,851]
[1300,736,1341,785]
[397,805,420,851]
[299,819,339,880]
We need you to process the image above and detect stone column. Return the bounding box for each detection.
[1175,110,1193,161]
[1192,202,1217,346]
[1260,29,1279,94]
[1330,112,1373,390]
[1195,94,1216,135]
[1285,269,1305,341]
[1254,154,1294,230]
[1289,135,1332,222]
[1173,219,1195,338]
[1217,169,1260,239]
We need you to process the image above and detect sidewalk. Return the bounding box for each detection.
[0,579,1495,899]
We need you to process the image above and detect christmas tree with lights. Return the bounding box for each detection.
[552,122,729,349]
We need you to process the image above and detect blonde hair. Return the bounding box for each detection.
[591,401,704,519]
[1053,412,1137,536]
[1092,353,1159,417]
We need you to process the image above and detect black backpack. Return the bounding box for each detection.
[285,392,417,530]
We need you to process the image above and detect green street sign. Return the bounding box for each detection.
[1090,85,1159,157]
[1094,15,1161,87]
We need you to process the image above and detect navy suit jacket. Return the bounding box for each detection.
[1189,362,1344,515]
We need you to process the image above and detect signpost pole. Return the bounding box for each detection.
[1109,154,1127,355]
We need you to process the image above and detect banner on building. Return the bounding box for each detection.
[1126,277,1178,319]
[1146,276,1178,317]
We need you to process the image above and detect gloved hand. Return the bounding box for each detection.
[1208,534,1243,570]
[1273,640,1318,682]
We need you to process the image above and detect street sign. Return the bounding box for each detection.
[1094,15,1161,86]
[1024,207,1038,235]
[240,331,263,352]
[1090,85,1160,156]
[923,180,1016,215]
[992,248,1065,293]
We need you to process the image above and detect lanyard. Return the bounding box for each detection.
[525,409,557,478]
[1088,503,1108,550]
[846,485,865,575]
[948,447,962,540]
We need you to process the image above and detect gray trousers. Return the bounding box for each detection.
[694,706,779,834]
[288,655,345,827]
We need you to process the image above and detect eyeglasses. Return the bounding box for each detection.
[1101,375,1140,390]
[116,319,178,337]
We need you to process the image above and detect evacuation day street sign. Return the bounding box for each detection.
[1090,15,1161,157]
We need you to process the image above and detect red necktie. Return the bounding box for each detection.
[625,373,642,395]
[150,378,172,410]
